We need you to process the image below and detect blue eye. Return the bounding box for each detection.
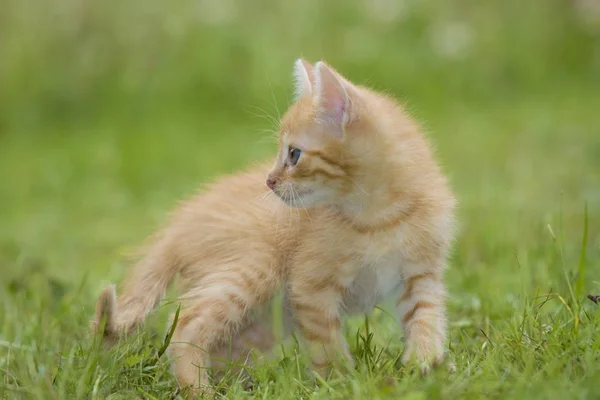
[289,147,301,166]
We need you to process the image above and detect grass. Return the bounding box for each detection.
[1,0,600,399]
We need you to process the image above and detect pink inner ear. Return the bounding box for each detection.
[314,63,349,133]
[321,84,344,119]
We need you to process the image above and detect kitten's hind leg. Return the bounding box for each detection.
[168,265,279,397]
[210,316,276,386]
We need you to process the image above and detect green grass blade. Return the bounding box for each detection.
[575,202,589,300]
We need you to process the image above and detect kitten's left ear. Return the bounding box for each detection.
[293,58,314,99]
[313,62,355,138]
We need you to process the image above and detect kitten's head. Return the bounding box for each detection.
[267,59,383,208]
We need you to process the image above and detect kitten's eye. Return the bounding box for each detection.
[289,147,302,166]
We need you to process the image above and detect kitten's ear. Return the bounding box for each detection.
[293,58,314,99]
[313,62,353,138]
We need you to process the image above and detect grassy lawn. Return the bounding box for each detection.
[1,1,599,399]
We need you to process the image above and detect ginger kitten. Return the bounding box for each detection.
[91,59,456,396]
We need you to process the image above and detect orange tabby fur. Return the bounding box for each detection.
[91,59,456,396]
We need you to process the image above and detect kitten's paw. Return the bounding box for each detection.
[398,347,455,376]
[446,360,457,374]
[311,354,355,380]
[399,358,436,376]
[399,343,444,376]
[311,362,332,380]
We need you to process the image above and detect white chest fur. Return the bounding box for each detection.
[342,253,405,315]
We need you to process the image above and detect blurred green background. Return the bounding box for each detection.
[1,0,600,398]
[2,0,599,284]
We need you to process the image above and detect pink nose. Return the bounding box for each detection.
[266,177,278,190]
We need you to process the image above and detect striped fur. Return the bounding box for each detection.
[91,59,456,396]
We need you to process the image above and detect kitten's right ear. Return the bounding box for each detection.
[293,58,314,100]
[312,61,353,139]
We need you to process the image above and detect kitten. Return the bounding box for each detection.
[91,59,456,396]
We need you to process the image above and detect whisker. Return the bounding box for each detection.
[244,105,280,128]
[291,187,301,224]
[283,185,297,233]
[265,74,282,121]
[274,196,281,235]
[341,170,370,196]
[293,187,313,226]
[252,128,279,142]
[254,189,274,206]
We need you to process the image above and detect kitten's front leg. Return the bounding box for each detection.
[289,279,353,377]
[396,269,447,373]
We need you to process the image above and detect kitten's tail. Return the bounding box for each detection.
[90,239,179,342]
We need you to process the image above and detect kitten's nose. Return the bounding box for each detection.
[266,176,278,190]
